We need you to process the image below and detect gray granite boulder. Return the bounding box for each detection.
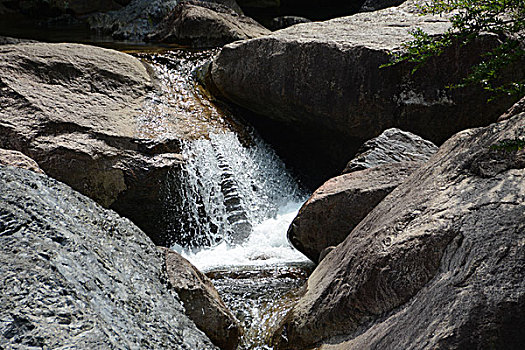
[88,0,179,39]
[288,161,420,263]
[289,128,436,263]
[343,128,438,173]
[0,165,217,349]
[273,100,525,349]
[161,247,243,350]
[209,0,519,183]
[88,0,244,40]
[147,1,270,47]
[0,42,183,245]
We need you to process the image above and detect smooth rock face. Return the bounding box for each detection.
[0,148,44,174]
[0,42,182,245]
[210,0,518,182]
[343,128,438,173]
[148,1,270,48]
[288,161,420,263]
[274,103,525,349]
[0,166,217,349]
[161,248,242,350]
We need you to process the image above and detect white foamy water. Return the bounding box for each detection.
[168,130,311,271]
[180,201,310,272]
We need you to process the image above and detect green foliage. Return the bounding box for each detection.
[385,0,525,99]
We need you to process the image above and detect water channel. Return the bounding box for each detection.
[135,50,314,349]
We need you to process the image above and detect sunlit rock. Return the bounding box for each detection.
[0,148,44,174]
[0,42,182,245]
[0,166,217,349]
[147,1,270,48]
[273,99,525,349]
[209,0,519,184]
[161,247,242,350]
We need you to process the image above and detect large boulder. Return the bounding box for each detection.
[273,101,525,349]
[88,0,179,39]
[88,0,244,40]
[161,247,242,350]
[0,148,44,174]
[209,0,520,184]
[147,1,270,48]
[289,129,437,263]
[0,165,217,349]
[288,161,420,263]
[0,42,182,245]
[343,128,438,173]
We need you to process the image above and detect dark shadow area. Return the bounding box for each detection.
[232,106,362,191]
[240,0,366,27]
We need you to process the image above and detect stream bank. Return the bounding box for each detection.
[2,0,523,348]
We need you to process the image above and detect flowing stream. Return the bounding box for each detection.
[135,50,313,349]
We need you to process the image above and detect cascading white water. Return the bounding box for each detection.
[136,50,313,349]
[173,130,313,350]
[173,131,310,270]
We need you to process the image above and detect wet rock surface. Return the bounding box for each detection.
[0,166,217,349]
[288,161,421,263]
[343,128,438,173]
[148,1,270,48]
[273,102,525,349]
[0,148,44,174]
[208,264,312,349]
[209,0,519,183]
[0,42,183,245]
[161,247,242,350]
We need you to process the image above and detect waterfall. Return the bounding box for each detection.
[168,130,310,269]
[170,129,313,350]
[137,50,313,349]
